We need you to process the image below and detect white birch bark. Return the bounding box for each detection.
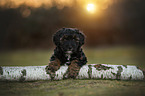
[0,64,144,81]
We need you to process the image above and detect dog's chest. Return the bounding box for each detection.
[65,54,71,60]
[65,52,72,65]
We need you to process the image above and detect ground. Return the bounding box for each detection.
[0,46,145,96]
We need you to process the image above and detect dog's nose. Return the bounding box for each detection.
[68,46,72,50]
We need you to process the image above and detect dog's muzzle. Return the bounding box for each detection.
[65,51,73,54]
[65,51,72,65]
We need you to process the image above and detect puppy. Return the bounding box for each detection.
[46,28,87,79]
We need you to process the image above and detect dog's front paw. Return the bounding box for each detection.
[68,60,81,79]
[45,65,56,80]
[46,59,61,80]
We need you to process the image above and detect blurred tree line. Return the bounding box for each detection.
[0,0,145,50]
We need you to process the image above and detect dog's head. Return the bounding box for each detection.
[53,28,85,54]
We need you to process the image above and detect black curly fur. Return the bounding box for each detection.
[50,28,87,66]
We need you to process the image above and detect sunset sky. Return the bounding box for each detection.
[0,0,113,10]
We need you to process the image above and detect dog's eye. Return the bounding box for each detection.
[76,38,79,41]
[73,38,79,42]
[60,38,67,41]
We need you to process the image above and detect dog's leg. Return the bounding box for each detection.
[68,60,81,79]
[46,56,61,79]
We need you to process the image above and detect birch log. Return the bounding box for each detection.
[0,64,144,81]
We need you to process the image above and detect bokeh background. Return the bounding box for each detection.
[0,1,145,96]
[0,0,145,66]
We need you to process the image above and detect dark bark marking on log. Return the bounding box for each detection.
[45,66,50,74]
[116,66,123,80]
[123,65,127,68]
[136,66,141,70]
[94,64,113,71]
[129,76,132,80]
[21,69,26,76]
[88,65,92,79]
[0,66,3,75]
[111,66,124,80]
[20,69,26,81]
[101,74,103,79]
[111,72,116,76]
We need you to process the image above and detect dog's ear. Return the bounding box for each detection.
[53,28,65,46]
[75,29,85,46]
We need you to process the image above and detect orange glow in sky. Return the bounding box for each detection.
[0,0,114,13]
[86,3,96,13]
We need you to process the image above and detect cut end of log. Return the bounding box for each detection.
[136,66,145,80]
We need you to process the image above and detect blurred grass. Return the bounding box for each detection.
[0,50,53,66]
[0,46,145,67]
[0,46,145,96]
[85,46,145,68]
[0,80,145,96]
